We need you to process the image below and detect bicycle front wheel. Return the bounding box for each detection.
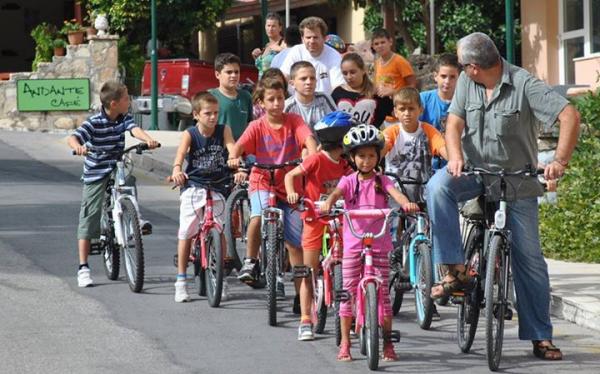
[120,199,144,293]
[192,238,206,296]
[333,263,343,347]
[224,187,250,271]
[314,274,327,334]
[205,228,224,307]
[365,282,379,370]
[265,220,279,326]
[414,242,434,330]
[457,224,482,353]
[485,235,507,371]
[101,209,120,280]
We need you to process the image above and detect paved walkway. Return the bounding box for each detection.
[5,129,600,332]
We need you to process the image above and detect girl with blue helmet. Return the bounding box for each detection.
[284,111,354,341]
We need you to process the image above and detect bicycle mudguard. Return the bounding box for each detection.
[408,235,428,284]
[292,265,311,279]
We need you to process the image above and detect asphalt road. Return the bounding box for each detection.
[1,131,599,373]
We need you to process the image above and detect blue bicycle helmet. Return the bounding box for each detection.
[325,34,345,53]
[314,111,355,145]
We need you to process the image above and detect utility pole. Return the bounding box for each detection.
[505,0,515,64]
[150,0,158,130]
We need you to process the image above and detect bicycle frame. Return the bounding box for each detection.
[407,212,430,285]
[189,188,224,270]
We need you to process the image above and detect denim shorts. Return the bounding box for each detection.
[249,190,302,247]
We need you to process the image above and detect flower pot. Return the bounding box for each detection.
[54,47,65,56]
[86,26,97,39]
[67,31,85,45]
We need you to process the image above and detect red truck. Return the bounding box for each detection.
[132,58,258,129]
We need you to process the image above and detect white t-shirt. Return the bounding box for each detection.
[280,44,344,94]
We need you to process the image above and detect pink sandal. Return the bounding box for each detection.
[337,342,352,361]
[383,342,398,361]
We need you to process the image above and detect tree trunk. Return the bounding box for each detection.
[395,1,417,53]
[382,0,396,49]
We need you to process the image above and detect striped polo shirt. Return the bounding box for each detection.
[72,108,138,184]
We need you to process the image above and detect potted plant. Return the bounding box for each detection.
[84,4,97,39]
[61,19,85,45]
[31,22,56,70]
[53,38,66,56]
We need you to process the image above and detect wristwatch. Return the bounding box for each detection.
[553,157,569,167]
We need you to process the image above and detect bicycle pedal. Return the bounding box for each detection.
[292,265,311,279]
[395,282,412,291]
[504,308,513,320]
[385,330,401,343]
[334,290,351,302]
[89,248,102,256]
[89,241,102,255]
[450,296,464,304]
[224,257,236,270]
[173,254,178,268]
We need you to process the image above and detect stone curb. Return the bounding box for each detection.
[551,293,600,332]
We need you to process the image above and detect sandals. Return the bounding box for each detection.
[337,342,352,361]
[431,269,472,299]
[382,342,398,361]
[533,340,563,360]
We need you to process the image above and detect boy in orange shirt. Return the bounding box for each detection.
[285,111,353,341]
[372,28,416,99]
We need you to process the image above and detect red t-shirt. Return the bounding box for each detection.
[237,113,313,198]
[300,151,351,201]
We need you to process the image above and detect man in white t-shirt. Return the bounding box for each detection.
[280,16,344,94]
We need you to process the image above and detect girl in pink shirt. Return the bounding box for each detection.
[322,124,417,362]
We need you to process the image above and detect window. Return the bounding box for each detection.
[565,37,585,83]
[564,0,584,31]
[592,0,600,53]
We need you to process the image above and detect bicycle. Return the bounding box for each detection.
[75,142,159,293]
[223,180,251,274]
[452,165,543,371]
[385,173,435,330]
[169,170,232,307]
[336,207,402,371]
[295,198,345,342]
[242,159,301,326]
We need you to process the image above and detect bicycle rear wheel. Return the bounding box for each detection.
[414,242,434,330]
[265,220,279,326]
[485,235,507,371]
[120,199,144,293]
[205,228,224,307]
[101,209,120,280]
[224,187,250,272]
[457,224,482,353]
[333,263,343,347]
[365,282,379,370]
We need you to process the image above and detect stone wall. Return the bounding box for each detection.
[0,35,119,131]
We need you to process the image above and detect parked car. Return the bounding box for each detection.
[132,58,258,130]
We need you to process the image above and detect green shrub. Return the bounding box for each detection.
[31,23,56,70]
[540,89,600,263]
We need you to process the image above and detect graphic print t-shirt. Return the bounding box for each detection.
[236,113,312,199]
[300,151,351,202]
[331,86,392,128]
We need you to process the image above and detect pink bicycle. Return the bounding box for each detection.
[337,207,402,371]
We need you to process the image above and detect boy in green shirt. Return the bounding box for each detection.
[208,53,253,140]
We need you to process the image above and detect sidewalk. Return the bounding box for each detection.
[3,129,600,332]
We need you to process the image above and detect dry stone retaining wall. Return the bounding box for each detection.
[0,35,119,132]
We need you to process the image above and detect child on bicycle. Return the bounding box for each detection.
[322,124,418,362]
[284,111,354,341]
[228,77,318,293]
[170,91,239,303]
[68,81,159,288]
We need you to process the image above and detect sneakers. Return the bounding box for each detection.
[293,294,301,315]
[221,279,229,301]
[77,267,94,287]
[238,257,257,283]
[297,322,315,341]
[140,219,152,235]
[276,276,285,300]
[174,280,191,302]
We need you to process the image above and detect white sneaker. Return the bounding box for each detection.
[221,279,229,301]
[77,267,94,287]
[174,280,191,302]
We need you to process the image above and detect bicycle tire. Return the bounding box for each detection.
[457,224,482,353]
[265,220,279,326]
[365,282,380,370]
[333,263,343,347]
[192,238,207,296]
[485,235,507,371]
[101,209,120,280]
[414,242,434,330]
[205,228,224,307]
[120,199,144,293]
[314,276,327,334]
[224,187,250,272]
[389,272,405,316]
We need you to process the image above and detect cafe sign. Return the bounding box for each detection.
[17,78,90,111]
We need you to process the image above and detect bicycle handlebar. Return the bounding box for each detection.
[461,165,544,178]
[240,159,302,171]
[72,142,161,156]
[384,172,428,186]
[343,208,404,241]
[298,198,344,225]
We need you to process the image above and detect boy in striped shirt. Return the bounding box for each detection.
[68,81,159,288]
